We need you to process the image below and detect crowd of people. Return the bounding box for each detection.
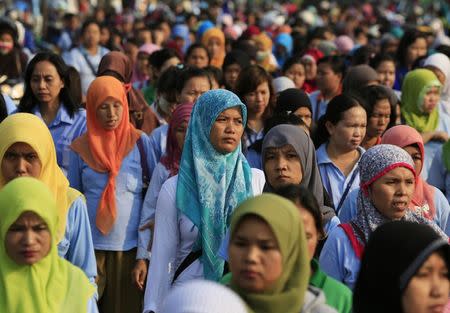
[0,0,450,312]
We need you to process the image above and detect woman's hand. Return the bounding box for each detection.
[431,131,449,142]
[132,259,148,291]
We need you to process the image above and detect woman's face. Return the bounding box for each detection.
[136,52,150,76]
[422,86,440,114]
[178,76,211,104]
[326,106,367,152]
[224,64,241,91]
[316,63,342,94]
[369,166,415,220]
[5,211,51,265]
[366,99,391,138]
[376,60,396,88]
[402,252,449,313]
[403,145,423,174]
[30,61,65,107]
[294,107,312,129]
[96,96,124,130]
[186,47,209,68]
[243,82,270,118]
[0,33,14,55]
[229,215,283,293]
[175,120,189,150]
[284,63,306,89]
[264,144,303,190]
[207,37,222,57]
[209,107,244,154]
[1,142,42,182]
[405,38,427,67]
[299,208,319,261]
[82,23,101,48]
[302,59,317,81]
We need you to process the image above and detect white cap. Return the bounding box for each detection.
[273,76,296,94]
[160,280,248,313]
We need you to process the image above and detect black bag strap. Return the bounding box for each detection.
[172,250,202,284]
[80,48,98,76]
[335,167,359,215]
[136,137,150,195]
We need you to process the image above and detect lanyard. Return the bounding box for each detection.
[325,166,359,214]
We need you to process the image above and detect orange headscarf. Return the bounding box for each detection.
[202,27,226,68]
[71,76,142,234]
[381,125,436,219]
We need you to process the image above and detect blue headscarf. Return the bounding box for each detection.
[274,33,293,68]
[171,24,191,54]
[197,20,214,40]
[176,89,253,281]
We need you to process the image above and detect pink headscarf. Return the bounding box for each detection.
[381,125,436,219]
[131,44,161,87]
[160,103,194,177]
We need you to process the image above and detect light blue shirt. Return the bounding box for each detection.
[319,226,361,290]
[57,196,97,284]
[2,93,17,114]
[427,147,450,202]
[309,90,330,121]
[67,133,152,260]
[139,162,170,253]
[32,105,87,176]
[316,143,364,212]
[339,187,450,236]
[63,46,109,96]
[245,127,264,149]
[148,124,168,177]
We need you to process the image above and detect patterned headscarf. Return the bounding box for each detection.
[176,89,253,281]
[352,144,447,244]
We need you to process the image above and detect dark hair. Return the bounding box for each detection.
[370,53,396,69]
[175,66,212,94]
[354,85,396,128]
[185,43,211,64]
[66,66,82,106]
[81,19,101,35]
[235,65,275,118]
[396,30,427,67]
[312,94,364,148]
[156,66,179,103]
[204,65,222,87]
[435,45,450,59]
[317,55,346,76]
[351,45,376,66]
[275,184,325,239]
[0,94,8,123]
[149,48,180,71]
[18,52,79,117]
[282,54,303,73]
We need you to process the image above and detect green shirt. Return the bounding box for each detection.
[309,259,353,313]
[142,84,156,106]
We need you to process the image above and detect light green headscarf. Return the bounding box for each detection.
[0,177,95,313]
[401,68,442,132]
[229,194,310,313]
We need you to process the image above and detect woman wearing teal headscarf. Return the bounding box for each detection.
[143,89,266,313]
[401,68,450,179]
[0,177,97,313]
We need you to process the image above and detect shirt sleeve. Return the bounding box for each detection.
[139,163,169,259]
[319,227,359,290]
[143,177,179,313]
[433,188,450,237]
[67,149,84,193]
[65,196,98,285]
[87,295,99,313]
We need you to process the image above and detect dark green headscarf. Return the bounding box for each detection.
[229,194,310,313]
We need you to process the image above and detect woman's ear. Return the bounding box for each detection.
[324,120,334,137]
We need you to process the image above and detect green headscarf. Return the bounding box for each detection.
[0,177,95,313]
[229,194,310,313]
[401,68,442,132]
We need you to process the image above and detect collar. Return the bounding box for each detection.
[316,143,365,165]
[309,259,328,288]
[33,105,74,126]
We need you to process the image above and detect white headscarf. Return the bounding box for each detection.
[160,280,248,313]
[424,53,450,109]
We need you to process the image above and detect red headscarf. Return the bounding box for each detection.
[71,76,142,234]
[160,103,194,177]
[381,125,436,219]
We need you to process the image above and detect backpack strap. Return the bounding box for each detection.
[339,223,365,260]
[136,137,150,198]
[172,250,202,284]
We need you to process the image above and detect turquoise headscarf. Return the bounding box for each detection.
[176,89,253,281]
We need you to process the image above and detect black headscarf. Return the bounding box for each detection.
[353,221,450,313]
[275,88,312,115]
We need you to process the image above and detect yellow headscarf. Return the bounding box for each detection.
[229,194,310,313]
[201,27,226,68]
[0,113,81,241]
[0,177,95,312]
